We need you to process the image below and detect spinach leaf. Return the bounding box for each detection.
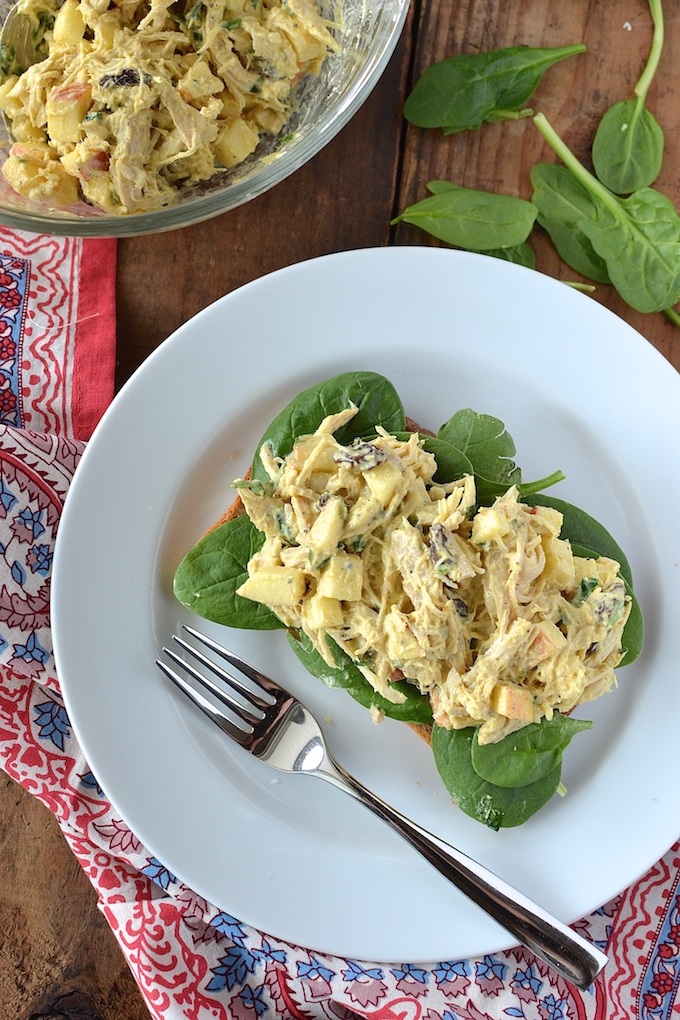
[528,496,643,666]
[437,409,522,488]
[436,409,564,503]
[617,582,645,667]
[391,183,537,251]
[287,631,433,725]
[470,714,592,788]
[424,183,535,266]
[423,435,473,483]
[527,493,632,584]
[534,113,680,314]
[539,217,611,284]
[252,372,405,483]
[391,431,474,484]
[482,242,536,269]
[431,725,563,829]
[592,99,664,195]
[579,186,680,313]
[403,44,585,135]
[570,543,644,667]
[173,514,284,630]
[531,163,611,283]
[592,0,665,194]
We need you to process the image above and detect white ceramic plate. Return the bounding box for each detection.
[52,247,680,964]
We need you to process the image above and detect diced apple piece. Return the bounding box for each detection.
[316,552,362,601]
[178,60,224,102]
[308,496,345,563]
[526,620,567,669]
[491,684,534,722]
[219,90,244,120]
[10,119,47,143]
[237,566,306,605]
[47,82,92,145]
[470,506,510,546]
[384,609,421,660]
[542,535,575,589]
[3,144,80,206]
[531,505,563,533]
[363,459,402,506]
[302,593,343,630]
[52,0,86,47]
[214,118,259,168]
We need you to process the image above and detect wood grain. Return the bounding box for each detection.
[0,773,149,1020]
[2,1,679,1016]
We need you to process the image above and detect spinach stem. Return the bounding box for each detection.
[485,108,535,122]
[519,469,566,496]
[533,112,621,216]
[663,306,680,328]
[564,281,596,292]
[635,0,664,101]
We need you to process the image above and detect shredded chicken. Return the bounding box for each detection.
[234,410,632,744]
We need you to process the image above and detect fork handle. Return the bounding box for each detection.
[317,755,607,990]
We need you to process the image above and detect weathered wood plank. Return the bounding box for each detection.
[0,773,149,1020]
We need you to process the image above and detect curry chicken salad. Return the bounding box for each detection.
[235,407,631,746]
[0,0,338,212]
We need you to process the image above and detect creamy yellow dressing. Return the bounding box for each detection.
[0,0,338,212]
[236,408,631,744]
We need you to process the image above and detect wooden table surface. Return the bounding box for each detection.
[2,1,679,1016]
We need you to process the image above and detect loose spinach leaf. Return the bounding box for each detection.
[579,187,680,313]
[392,183,537,251]
[534,113,680,314]
[287,631,433,725]
[592,0,665,194]
[403,44,585,135]
[423,184,536,267]
[538,216,611,284]
[252,372,405,482]
[531,163,611,283]
[592,99,664,195]
[481,242,537,269]
[470,714,592,788]
[173,514,284,630]
[437,409,522,488]
[431,725,563,829]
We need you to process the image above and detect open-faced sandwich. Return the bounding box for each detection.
[173,371,643,829]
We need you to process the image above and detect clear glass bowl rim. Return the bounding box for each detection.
[0,0,410,238]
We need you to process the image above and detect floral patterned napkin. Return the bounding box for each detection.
[0,227,678,1020]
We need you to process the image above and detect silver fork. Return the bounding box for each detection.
[157,625,608,990]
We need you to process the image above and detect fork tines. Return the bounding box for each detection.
[156,626,274,743]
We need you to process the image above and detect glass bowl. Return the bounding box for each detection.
[0,0,409,237]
